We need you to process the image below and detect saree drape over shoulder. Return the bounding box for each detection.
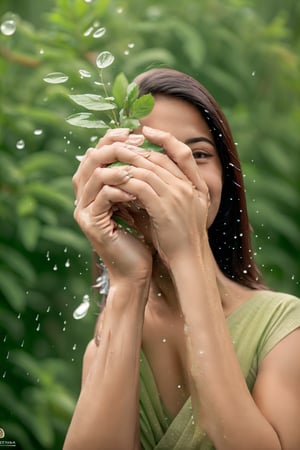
[139,291,300,450]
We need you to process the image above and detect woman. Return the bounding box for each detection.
[64,69,300,450]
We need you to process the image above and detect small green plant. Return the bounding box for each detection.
[66,51,161,154]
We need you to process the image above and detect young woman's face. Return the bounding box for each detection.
[140,95,223,228]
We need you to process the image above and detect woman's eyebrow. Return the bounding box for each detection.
[185,136,216,148]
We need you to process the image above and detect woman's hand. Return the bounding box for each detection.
[72,128,153,284]
[116,126,212,266]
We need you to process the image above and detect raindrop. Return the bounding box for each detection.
[6,352,10,359]
[79,69,91,78]
[128,43,135,48]
[33,129,43,136]
[72,344,77,351]
[39,49,44,55]
[46,250,50,261]
[65,259,71,268]
[53,264,58,271]
[96,51,115,69]
[124,50,129,56]
[20,339,24,347]
[84,0,93,3]
[157,292,162,297]
[116,7,123,13]
[36,323,40,331]
[73,294,90,320]
[1,19,16,36]
[35,314,39,321]
[251,71,256,77]
[177,384,182,389]
[93,27,106,38]
[46,306,51,313]
[17,313,21,319]
[162,338,167,343]
[291,274,295,280]
[64,247,68,253]
[2,371,6,379]
[43,72,69,84]
[16,139,25,150]
[3,336,7,343]
[83,26,94,37]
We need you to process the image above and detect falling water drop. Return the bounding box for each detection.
[33,129,43,136]
[73,294,90,320]
[1,19,16,36]
[53,264,58,271]
[65,259,71,268]
[16,139,25,150]
[96,51,115,69]
[43,72,69,84]
[72,344,77,351]
[79,69,91,78]
[93,27,106,38]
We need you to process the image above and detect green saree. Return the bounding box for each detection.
[139,291,300,450]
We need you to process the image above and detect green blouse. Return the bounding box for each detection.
[139,291,300,450]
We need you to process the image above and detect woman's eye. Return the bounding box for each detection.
[192,150,212,160]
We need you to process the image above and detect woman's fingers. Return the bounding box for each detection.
[142,125,207,191]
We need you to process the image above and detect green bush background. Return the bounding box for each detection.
[0,0,299,448]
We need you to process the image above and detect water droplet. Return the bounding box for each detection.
[251,71,256,77]
[46,306,51,313]
[79,69,91,78]
[124,50,129,56]
[20,339,24,347]
[2,371,6,379]
[128,43,135,48]
[33,129,43,136]
[73,294,90,320]
[72,344,77,351]
[1,19,16,36]
[162,338,167,343]
[96,51,115,69]
[43,72,69,84]
[93,27,106,38]
[83,26,94,37]
[157,292,162,297]
[35,314,39,321]
[16,139,25,150]
[116,7,123,13]
[17,313,21,319]
[65,259,71,268]
[291,274,295,280]
[46,250,50,261]
[3,335,7,343]
[177,384,181,389]
[53,264,58,271]
[6,351,10,359]
[36,323,40,331]
[84,0,93,3]
[39,49,44,55]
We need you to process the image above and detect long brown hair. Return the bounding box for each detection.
[136,68,265,289]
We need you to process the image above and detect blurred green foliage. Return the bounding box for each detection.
[0,0,299,448]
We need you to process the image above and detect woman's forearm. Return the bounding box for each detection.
[63,280,149,450]
[169,246,281,450]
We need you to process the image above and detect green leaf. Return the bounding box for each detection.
[66,112,109,128]
[69,94,116,111]
[112,72,129,108]
[119,117,140,130]
[130,94,155,119]
[125,82,139,108]
[17,216,41,251]
[40,226,89,253]
[140,139,163,153]
[0,270,26,310]
[0,244,36,284]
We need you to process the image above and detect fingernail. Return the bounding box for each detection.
[143,125,156,135]
[126,134,145,145]
[108,128,130,137]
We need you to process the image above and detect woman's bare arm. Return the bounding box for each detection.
[170,246,300,450]
[63,280,149,450]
